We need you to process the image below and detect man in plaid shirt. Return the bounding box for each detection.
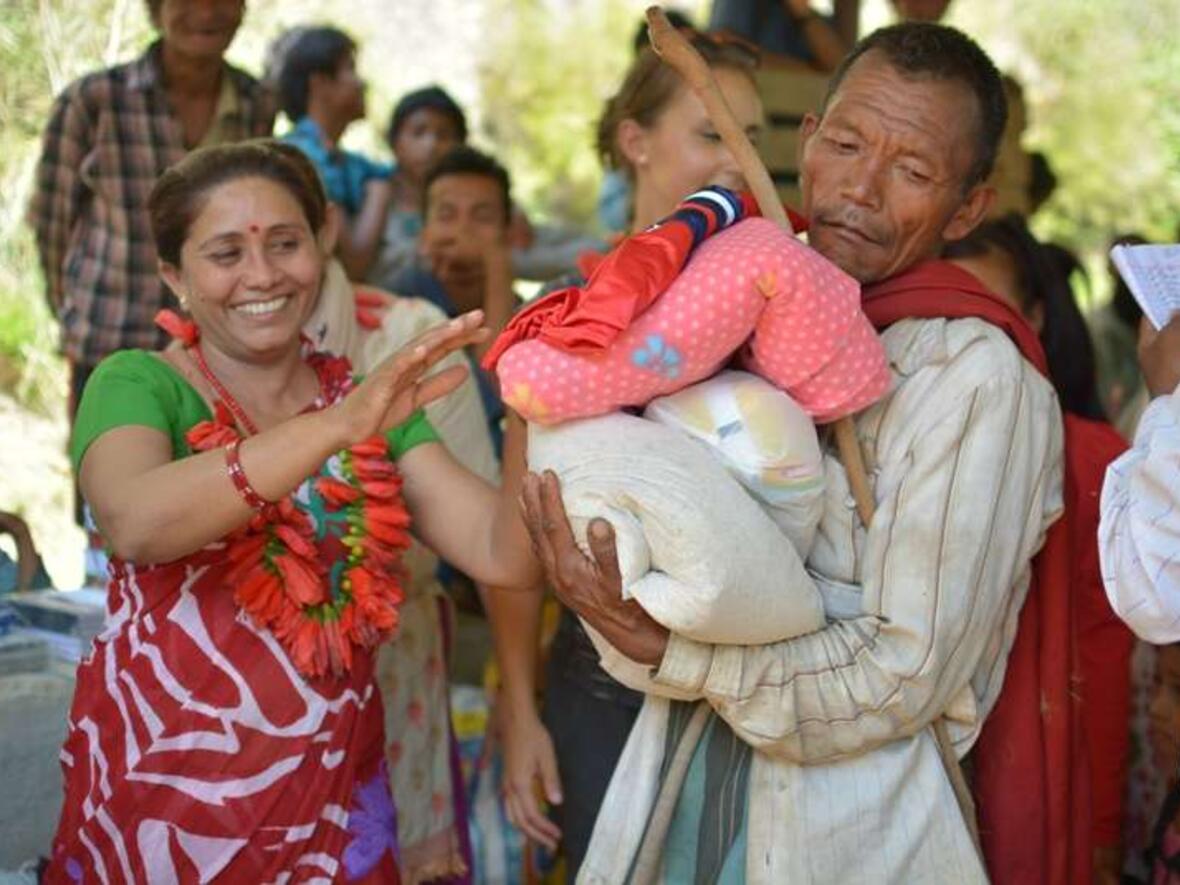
[28,0,275,410]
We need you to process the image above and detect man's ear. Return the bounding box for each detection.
[318,204,342,256]
[796,112,821,169]
[942,183,996,245]
[616,118,649,170]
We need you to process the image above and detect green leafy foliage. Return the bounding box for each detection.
[476,0,641,228]
[949,0,1180,251]
[1,0,147,412]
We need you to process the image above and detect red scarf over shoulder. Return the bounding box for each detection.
[862,260,1093,885]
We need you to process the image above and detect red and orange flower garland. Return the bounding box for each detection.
[161,310,411,679]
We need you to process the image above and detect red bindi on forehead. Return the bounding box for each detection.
[249,224,260,233]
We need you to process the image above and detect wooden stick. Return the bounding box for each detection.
[645,8,792,235]
[934,719,984,857]
[834,415,876,527]
[646,6,876,526]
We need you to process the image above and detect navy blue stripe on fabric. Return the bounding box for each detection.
[673,204,713,248]
[689,188,741,227]
[665,186,747,251]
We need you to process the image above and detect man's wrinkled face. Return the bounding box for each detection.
[798,52,992,284]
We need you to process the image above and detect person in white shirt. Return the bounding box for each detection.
[1100,313,1180,643]
[518,21,1065,885]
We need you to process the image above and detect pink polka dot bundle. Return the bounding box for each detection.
[491,216,891,424]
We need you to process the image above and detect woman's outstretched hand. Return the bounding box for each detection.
[336,309,489,445]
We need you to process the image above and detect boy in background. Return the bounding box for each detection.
[275,26,392,280]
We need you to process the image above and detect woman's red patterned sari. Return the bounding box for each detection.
[48,347,410,884]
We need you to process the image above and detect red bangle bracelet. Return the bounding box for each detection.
[225,440,274,515]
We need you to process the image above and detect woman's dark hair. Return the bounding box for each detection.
[945,214,1105,420]
[387,86,468,146]
[274,26,355,121]
[423,146,512,223]
[597,34,759,176]
[150,139,328,266]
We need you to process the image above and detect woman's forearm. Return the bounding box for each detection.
[486,411,536,584]
[398,448,537,590]
[485,491,539,588]
[473,246,516,361]
[84,408,348,564]
[485,582,545,714]
[88,303,488,566]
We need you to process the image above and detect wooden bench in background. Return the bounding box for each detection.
[755,67,830,211]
